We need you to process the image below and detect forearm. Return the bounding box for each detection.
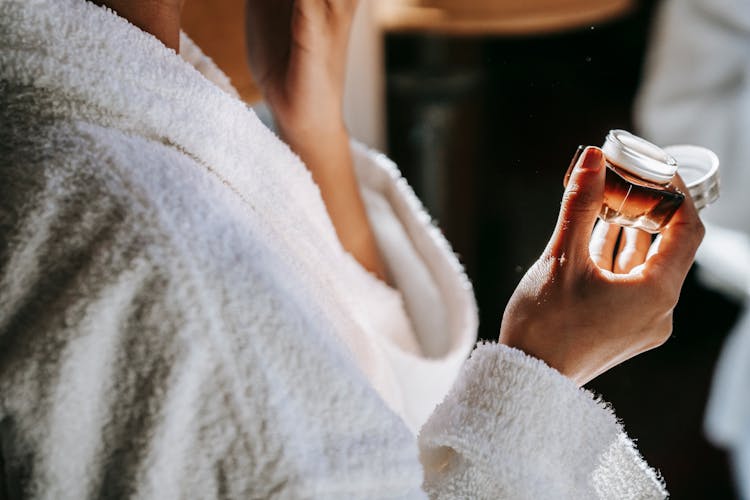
[245,0,383,279]
[280,123,387,281]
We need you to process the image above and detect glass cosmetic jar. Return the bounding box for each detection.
[565,130,720,233]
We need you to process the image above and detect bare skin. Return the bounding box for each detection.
[90,1,705,386]
[94,0,387,281]
[500,147,704,385]
[91,1,183,51]
[245,0,387,281]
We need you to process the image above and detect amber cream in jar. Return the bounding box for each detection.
[564,130,718,233]
[598,130,687,233]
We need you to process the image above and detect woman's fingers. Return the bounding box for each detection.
[614,227,652,274]
[589,220,620,271]
[589,223,653,274]
[645,174,705,283]
[547,147,607,262]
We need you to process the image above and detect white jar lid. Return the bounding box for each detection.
[602,129,678,184]
[664,144,721,211]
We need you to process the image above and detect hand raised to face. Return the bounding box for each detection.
[245,0,359,140]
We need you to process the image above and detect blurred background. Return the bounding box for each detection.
[379,4,742,496]
[185,1,749,497]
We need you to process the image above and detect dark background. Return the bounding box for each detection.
[385,1,742,497]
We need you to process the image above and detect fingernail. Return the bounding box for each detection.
[563,145,585,187]
[578,146,603,171]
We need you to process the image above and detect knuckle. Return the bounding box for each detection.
[695,218,706,242]
[635,281,678,318]
[677,211,705,245]
[643,269,681,304]
[656,321,673,344]
[643,318,673,350]
[654,282,680,309]
[562,183,598,212]
[643,338,662,351]
[533,254,562,284]
[645,329,671,349]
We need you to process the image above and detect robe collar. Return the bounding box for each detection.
[0,0,340,251]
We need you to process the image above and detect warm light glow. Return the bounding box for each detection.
[181,0,263,103]
[377,0,634,34]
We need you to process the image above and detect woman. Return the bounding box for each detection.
[0,0,703,497]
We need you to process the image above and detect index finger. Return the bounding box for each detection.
[646,173,706,282]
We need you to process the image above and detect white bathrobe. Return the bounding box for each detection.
[0,0,665,498]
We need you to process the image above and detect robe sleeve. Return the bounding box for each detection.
[419,343,667,499]
[351,143,667,499]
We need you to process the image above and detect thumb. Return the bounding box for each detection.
[547,146,606,260]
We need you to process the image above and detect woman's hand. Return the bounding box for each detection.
[499,147,705,386]
[245,0,357,140]
[245,1,387,281]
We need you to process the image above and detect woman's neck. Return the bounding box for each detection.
[92,0,182,51]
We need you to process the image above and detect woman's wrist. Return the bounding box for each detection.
[278,118,351,170]
[276,106,346,135]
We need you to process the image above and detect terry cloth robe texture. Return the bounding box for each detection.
[0,0,666,498]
